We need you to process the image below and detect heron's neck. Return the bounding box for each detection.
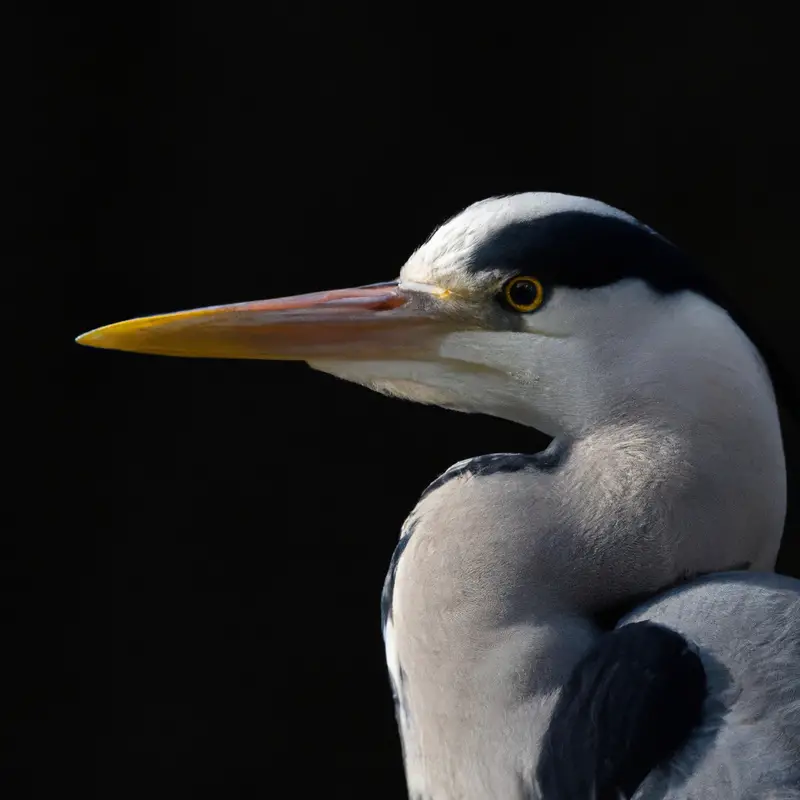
[578,362,785,573]
[529,302,786,573]
[391,391,785,799]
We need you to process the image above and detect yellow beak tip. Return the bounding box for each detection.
[75,329,106,348]
[76,323,136,351]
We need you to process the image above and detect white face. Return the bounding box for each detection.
[307,192,770,437]
[310,264,758,438]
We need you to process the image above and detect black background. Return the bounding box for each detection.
[8,3,800,796]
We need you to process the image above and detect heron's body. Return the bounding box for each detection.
[77,192,799,798]
[388,570,800,799]
[384,445,800,798]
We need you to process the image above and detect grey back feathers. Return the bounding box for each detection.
[625,573,800,799]
[535,573,800,800]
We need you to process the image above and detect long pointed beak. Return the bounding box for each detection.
[76,281,459,361]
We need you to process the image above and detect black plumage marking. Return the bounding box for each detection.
[382,527,415,732]
[467,211,709,296]
[381,517,417,631]
[466,206,797,413]
[535,621,707,800]
[418,438,569,504]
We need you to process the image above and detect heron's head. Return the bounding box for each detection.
[77,193,773,437]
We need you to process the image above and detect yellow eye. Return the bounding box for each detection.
[502,276,545,313]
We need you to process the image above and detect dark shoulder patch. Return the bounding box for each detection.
[418,438,569,503]
[535,621,706,800]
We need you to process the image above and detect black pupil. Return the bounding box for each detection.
[509,279,538,308]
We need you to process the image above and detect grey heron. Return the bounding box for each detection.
[78,193,800,798]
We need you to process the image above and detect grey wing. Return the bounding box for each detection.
[625,572,800,799]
